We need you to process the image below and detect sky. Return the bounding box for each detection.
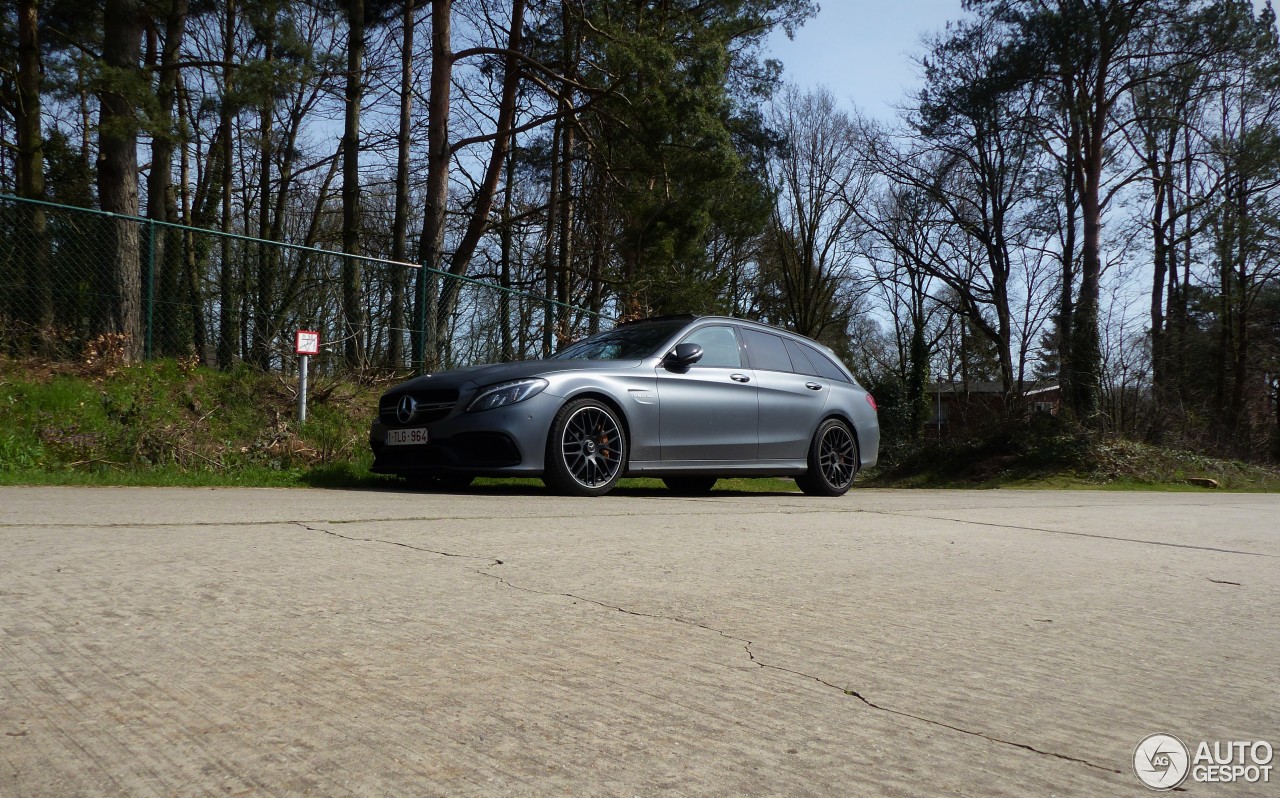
[766,0,1274,120]
[766,0,968,121]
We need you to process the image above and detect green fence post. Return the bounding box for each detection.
[144,218,155,360]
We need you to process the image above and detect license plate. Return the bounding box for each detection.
[385,427,429,446]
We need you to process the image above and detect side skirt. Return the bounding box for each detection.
[625,459,807,477]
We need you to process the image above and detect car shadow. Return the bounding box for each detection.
[304,473,801,498]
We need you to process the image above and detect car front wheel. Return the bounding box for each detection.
[795,418,857,497]
[543,398,627,496]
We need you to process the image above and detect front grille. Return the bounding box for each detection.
[379,389,459,427]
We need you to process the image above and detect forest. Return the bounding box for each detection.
[1,0,1278,462]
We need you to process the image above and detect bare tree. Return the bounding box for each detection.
[761,85,869,342]
[341,0,368,369]
[387,0,418,368]
[860,18,1052,409]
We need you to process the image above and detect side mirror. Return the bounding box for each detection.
[664,343,703,371]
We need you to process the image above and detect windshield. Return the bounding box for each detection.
[551,321,686,361]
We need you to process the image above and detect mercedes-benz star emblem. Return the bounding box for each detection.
[396,394,417,424]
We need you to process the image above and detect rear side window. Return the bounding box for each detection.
[799,342,851,383]
[741,329,793,373]
[783,339,819,376]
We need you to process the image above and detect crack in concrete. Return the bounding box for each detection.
[293,522,501,564]
[738,649,1120,774]
[295,519,1125,776]
[856,509,1275,558]
[476,564,1121,775]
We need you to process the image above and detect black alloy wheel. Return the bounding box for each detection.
[544,398,627,496]
[795,418,857,497]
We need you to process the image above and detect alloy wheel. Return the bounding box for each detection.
[818,423,857,489]
[560,405,624,488]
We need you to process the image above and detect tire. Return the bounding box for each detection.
[543,398,627,496]
[795,418,858,497]
[662,476,718,495]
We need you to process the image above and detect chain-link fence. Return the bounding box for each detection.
[0,194,610,376]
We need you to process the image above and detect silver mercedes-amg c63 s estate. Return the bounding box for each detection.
[369,315,879,496]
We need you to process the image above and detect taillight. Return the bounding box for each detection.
[865,393,878,412]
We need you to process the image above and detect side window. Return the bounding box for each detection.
[680,325,742,368]
[741,329,793,373]
[783,339,819,376]
[800,342,850,383]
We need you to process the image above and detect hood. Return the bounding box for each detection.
[387,358,643,394]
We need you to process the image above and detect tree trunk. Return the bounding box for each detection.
[215,0,238,368]
[342,0,367,370]
[1147,146,1171,441]
[1066,82,1106,425]
[1055,143,1078,417]
[216,0,238,369]
[542,114,562,358]
[499,142,515,361]
[434,0,527,348]
[1070,179,1103,424]
[147,0,188,358]
[1227,180,1250,447]
[176,77,208,360]
[587,169,604,335]
[388,0,416,368]
[554,5,578,345]
[250,25,277,370]
[415,0,453,373]
[97,0,145,363]
[16,0,53,352]
[907,318,929,440]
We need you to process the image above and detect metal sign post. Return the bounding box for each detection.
[296,330,320,425]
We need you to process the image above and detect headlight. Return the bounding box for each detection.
[467,378,548,412]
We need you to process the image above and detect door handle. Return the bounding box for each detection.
[730,373,751,383]
[805,382,823,391]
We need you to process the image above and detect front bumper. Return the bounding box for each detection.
[369,391,561,477]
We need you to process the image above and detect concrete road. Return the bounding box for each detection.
[1,486,1276,797]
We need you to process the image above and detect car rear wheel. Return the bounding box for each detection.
[543,398,627,496]
[795,418,857,497]
[662,476,718,495]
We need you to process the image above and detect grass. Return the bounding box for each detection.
[0,354,386,487]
